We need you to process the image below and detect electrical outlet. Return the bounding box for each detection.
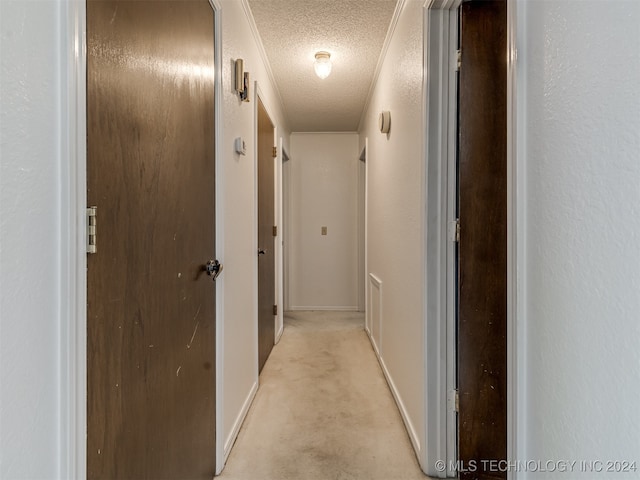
[321,226,327,235]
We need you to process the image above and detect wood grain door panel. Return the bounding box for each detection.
[87,1,216,478]
[457,1,507,479]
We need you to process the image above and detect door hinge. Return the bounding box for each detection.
[448,219,460,243]
[456,49,462,71]
[273,225,278,237]
[272,146,277,158]
[449,388,459,412]
[273,305,278,316]
[87,206,97,254]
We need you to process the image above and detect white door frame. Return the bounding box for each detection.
[507,1,525,477]
[275,137,288,343]
[62,1,224,477]
[211,1,225,473]
[358,140,368,314]
[282,144,291,312]
[423,0,521,478]
[61,1,88,477]
[423,0,461,476]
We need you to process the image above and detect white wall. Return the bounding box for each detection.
[0,1,64,478]
[516,0,640,476]
[218,0,290,470]
[358,0,426,466]
[288,133,359,310]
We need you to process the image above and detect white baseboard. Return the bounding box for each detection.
[275,323,284,344]
[222,380,259,464]
[365,327,381,356]
[368,334,421,456]
[288,306,359,312]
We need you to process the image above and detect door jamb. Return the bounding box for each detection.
[423,0,520,478]
[506,1,523,478]
[252,83,260,382]
[275,137,288,343]
[210,0,225,475]
[62,1,88,477]
[64,1,224,478]
[358,139,368,315]
[423,0,461,476]
[282,144,291,313]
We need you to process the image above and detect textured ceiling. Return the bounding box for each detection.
[247,0,398,132]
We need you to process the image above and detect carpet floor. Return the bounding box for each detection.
[218,311,429,480]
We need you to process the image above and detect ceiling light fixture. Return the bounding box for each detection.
[314,51,332,79]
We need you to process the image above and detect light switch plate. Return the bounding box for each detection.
[321,226,327,235]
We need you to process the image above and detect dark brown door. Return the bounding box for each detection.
[87,1,217,478]
[457,1,507,479]
[257,98,275,373]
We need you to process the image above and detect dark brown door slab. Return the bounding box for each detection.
[257,98,275,373]
[457,1,507,479]
[87,1,216,478]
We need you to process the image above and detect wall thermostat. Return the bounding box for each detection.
[379,111,391,134]
[234,137,246,155]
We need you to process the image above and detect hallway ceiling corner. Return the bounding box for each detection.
[247,0,399,132]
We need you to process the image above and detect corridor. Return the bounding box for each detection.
[218,311,427,480]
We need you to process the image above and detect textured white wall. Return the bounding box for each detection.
[0,1,62,478]
[218,0,290,469]
[518,0,640,476]
[358,0,426,465]
[288,133,359,310]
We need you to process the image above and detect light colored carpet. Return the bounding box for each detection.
[218,311,429,480]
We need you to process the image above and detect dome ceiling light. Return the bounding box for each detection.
[313,51,332,79]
